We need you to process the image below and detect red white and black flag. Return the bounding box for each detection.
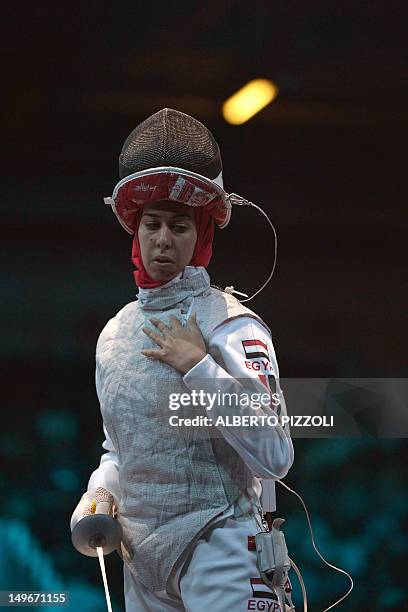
[250,577,278,601]
[242,339,270,362]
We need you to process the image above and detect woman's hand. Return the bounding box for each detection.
[70,487,116,532]
[141,313,207,374]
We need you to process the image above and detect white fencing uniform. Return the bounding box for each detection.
[124,511,285,612]
[85,267,294,610]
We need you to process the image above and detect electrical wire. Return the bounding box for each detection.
[277,480,354,611]
[225,194,277,303]
[289,557,308,612]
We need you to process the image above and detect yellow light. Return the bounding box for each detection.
[222,79,279,125]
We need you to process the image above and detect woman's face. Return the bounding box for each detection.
[138,200,197,281]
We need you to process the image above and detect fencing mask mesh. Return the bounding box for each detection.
[119,108,222,180]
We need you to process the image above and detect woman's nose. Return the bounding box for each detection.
[156,225,172,248]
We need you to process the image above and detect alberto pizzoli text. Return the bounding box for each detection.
[169,415,334,428]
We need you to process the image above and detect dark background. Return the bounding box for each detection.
[2,2,407,610]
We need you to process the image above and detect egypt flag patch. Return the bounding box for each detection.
[242,338,275,382]
[242,340,271,367]
[248,578,281,610]
[242,339,270,362]
[249,577,277,600]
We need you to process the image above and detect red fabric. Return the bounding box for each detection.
[116,171,229,232]
[131,207,215,288]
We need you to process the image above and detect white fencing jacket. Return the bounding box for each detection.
[88,269,294,514]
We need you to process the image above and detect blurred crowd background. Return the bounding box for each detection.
[2,2,407,610]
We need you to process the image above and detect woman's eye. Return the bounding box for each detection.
[143,221,188,232]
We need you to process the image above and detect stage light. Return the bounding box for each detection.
[222,79,278,125]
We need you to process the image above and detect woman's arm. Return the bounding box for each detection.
[86,368,120,500]
[70,370,120,532]
[182,316,294,480]
[87,423,121,502]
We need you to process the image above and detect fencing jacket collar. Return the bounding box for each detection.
[136,266,211,311]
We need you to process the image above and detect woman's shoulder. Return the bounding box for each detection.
[207,286,271,337]
[208,285,262,317]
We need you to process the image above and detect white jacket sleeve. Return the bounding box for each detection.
[86,368,121,502]
[183,316,294,481]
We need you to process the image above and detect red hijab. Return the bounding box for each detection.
[131,206,215,288]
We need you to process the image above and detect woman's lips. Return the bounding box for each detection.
[153,256,174,266]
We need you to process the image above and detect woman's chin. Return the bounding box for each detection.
[148,265,180,282]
